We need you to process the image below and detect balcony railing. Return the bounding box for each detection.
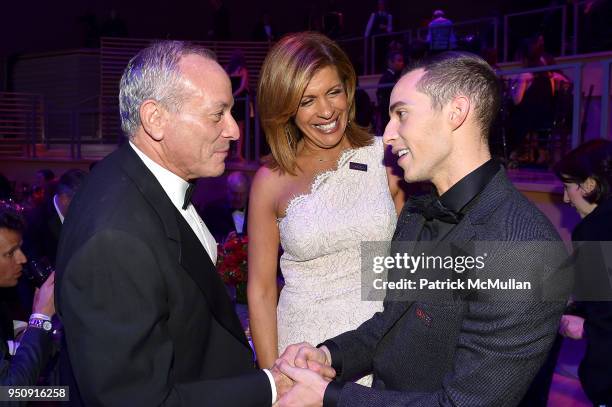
[0,92,44,158]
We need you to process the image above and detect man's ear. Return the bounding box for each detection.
[448,95,469,130]
[581,177,597,194]
[140,99,166,141]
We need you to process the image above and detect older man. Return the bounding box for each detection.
[276,52,570,407]
[55,41,301,406]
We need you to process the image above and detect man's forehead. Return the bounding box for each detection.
[179,53,220,75]
[0,228,21,249]
[397,69,425,92]
[390,69,426,105]
[178,55,231,103]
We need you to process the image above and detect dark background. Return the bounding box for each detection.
[1,0,543,57]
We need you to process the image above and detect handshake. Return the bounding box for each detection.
[269,342,337,407]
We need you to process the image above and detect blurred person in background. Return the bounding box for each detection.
[510,35,569,166]
[200,171,250,242]
[365,0,393,73]
[554,139,612,407]
[226,50,250,161]
[377,50,404,132]
[427,9,456,52]
[1,202,56,388]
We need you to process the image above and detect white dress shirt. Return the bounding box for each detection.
[232,209,245,234]
[53,194,65,224]
[129,142,277,404]
[130,142,217,264]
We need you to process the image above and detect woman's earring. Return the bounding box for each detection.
[285,126,294,149]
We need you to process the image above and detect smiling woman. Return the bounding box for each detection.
[294,66,348,151]
[248,32,405,386]
[257,32,372,175]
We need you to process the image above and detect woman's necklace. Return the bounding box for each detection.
[300,140,348,164]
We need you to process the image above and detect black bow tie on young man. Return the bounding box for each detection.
[407,194,464,224]
[182,181,196,210]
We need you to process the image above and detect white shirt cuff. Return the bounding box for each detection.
[30,313,51,321]
[262,368,277,405]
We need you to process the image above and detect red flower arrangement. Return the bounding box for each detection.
[217,231,249,288]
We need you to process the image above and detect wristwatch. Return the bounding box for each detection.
[28,316,53,332]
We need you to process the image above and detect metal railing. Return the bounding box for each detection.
[348,4,600,75]
[4,56,611,161]
[503,5,567,62]
[0,92,44,158]
[497,63,583,149]
[573,1,587,55]
[600,59,612,139]
[336,36,370,77]
[414,16,499,49]
[369,28,412,75]
[3,60,610,164]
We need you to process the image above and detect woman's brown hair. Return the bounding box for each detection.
[257,32,372,175]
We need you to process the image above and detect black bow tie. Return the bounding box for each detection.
[182,181,196,210]
[407,194,463,224]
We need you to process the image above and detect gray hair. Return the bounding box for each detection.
[119,40,216,137]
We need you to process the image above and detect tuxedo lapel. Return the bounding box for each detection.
[386,170,513,320]
[118,144,250,351]
[385,210,424,313]
[175,208,251,352]
[119,145,182,243]
[393,205,425,247]
[48,213,62,242]
[437,168,510,247]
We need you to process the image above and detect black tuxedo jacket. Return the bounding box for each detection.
[55,144,270,406]
[325,168,571,406]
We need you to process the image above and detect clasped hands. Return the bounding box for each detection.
[270,342,336,407]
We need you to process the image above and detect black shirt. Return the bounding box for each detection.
[420,159,500,242]
[323,159,501,407]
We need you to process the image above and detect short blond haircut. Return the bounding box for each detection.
[257,32,372,175]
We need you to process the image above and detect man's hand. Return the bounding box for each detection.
[270,363,294,399]
[559,314,585,339]
[279,343,335,380]
[32,271,55,317]
[277,360,328,407]
[278,342,314,366]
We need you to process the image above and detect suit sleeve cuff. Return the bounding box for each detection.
[323,381,344,407]
[318,340,342,376]
[262,368,277,405]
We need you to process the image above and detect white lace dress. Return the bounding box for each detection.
[277,137,397,386]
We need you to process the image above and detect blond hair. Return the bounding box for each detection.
[257,32,372,175]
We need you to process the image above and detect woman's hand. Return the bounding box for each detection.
[559,314,585,339]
